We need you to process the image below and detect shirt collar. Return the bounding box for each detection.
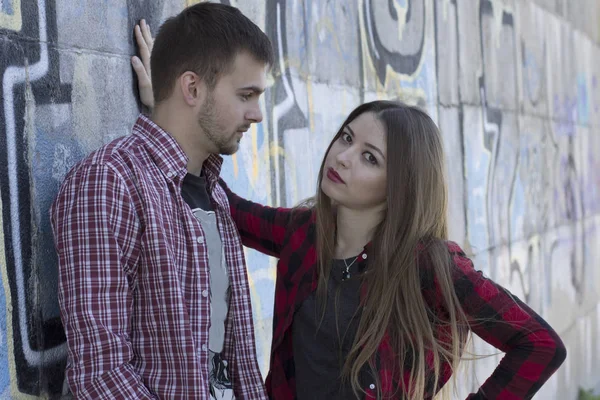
[133,114,188,180]
[202,154,224,192]
[132,114,224,185]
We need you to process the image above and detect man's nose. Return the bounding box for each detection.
[246,105,263,123]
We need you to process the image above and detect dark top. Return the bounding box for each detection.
[181,173,213,211]
[293,258,371,400]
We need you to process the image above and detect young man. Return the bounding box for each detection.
[50,3,273,399]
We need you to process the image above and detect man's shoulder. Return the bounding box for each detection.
[67,132,148,179]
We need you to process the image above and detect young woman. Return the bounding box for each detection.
[131,22,566,399]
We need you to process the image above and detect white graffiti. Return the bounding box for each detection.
[2,0,67,367]
[271,2,296,206]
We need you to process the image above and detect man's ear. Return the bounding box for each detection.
[179,71,207,107]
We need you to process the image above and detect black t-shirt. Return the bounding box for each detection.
[292,258,374,399]
[181,172,213,211]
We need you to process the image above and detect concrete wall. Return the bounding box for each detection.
[0,0,598,398]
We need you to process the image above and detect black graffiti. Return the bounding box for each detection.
[509,241,541,305]
[479,0,510,150]
[561,137,585,299]
[478,0,515,152]
[0,0,71,397]
[265,0,309,206]
[362,0,426,84]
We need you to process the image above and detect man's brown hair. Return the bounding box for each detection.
[151,2,274,104]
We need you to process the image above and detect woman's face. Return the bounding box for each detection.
[321,112,387,211]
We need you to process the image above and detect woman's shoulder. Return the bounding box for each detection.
[288,206,316,230]
[417,239,466,258]
[444,240,465,255]
[444,241,475,271]
[418,240,485,312]
[418,240,471,261]
[417,240,477,283]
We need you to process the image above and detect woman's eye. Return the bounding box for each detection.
[364,153,378,165]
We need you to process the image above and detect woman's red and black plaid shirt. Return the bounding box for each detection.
[222,182,566,399]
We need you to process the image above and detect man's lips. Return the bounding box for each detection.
[326,167,345,184]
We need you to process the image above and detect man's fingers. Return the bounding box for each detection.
[131,57,150,86]
[134,24,143,46]
[134,24,151,71]
[132,20,154,109]
[131,56,154,109]
[141,20,154,52]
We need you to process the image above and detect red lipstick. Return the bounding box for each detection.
[326,168,345,184]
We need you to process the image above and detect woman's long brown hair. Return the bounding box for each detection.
[310,101,470,399]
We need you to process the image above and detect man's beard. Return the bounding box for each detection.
[198,93,240,155]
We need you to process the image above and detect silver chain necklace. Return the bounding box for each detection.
[341,256,359,281]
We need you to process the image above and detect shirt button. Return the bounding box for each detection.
[202,290,208,298]
[362,253,368,260]
[369,383,375,389]
[196,236,204,244]
[201,344,208,352]
[166,171,174,178]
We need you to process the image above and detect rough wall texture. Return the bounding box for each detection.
[0,0,598,398]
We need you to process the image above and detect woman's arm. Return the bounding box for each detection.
[219,179,304,258]
[446,242,566,399]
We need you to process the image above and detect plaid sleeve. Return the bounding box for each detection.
[447,244,567,399]
[51,164,155,400]
[218,178,294,257]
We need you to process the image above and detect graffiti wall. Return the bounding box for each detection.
[0,0,598,398]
